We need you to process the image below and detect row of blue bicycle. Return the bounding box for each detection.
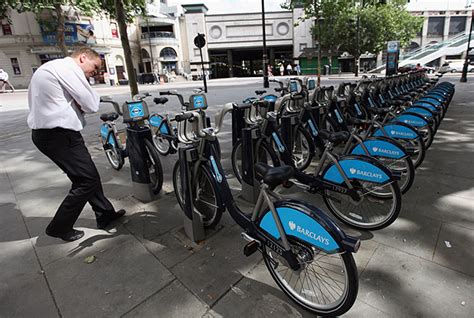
[97,70,455,316]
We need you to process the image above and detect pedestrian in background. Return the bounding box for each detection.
[0,68,15,93]
[286,63,292,75]
[27,47,125,242]
[279,63,284,76]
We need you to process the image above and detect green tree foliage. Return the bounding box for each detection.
[283,0,423,55]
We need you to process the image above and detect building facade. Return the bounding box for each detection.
[1,0,473,88]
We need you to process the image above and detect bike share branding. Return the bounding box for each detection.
[210,155,223,183]
[351,140,403,159]
[374,125,417,139]
[307,119,319,137]
[394,114,425,127]
[348,167,383,180]
[128,102,145,118]
[259,207,339,252]
[372,147,399,156]
[272,132,286,153]
[288,221,331,246]
[323,159,389,184]
[100,124,115,146]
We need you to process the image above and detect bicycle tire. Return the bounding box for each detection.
[375,156,415,195]
[151,130,172,156]
[263,237,358,316]
[398,137,426,168]
[172,161,223,228]
[290,125,315,171]
[231,139,280,184]
[323,181,402,230]
[100,126,124,170]
[144,139,163,194]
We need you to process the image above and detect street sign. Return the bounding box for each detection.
[194,33,206,48]
[386,40,400,76]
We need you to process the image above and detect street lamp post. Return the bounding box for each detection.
[460,8,473,82]
[261,0,269,88]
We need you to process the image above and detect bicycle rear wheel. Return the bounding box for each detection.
[263,237,358,316]
[323,181,401,230]
[100,128,124,170]
[374,156,415,195]
[144,139,163,194]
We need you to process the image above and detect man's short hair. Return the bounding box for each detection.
[70,47,100,59]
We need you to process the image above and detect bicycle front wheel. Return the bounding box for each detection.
[323,181,401,230]
[263,237,358,316]
[290,125,315,171]
[172,162,223,228]
[144,139,163,194]
[231,139,280,183]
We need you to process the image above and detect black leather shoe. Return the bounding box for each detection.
[46,228,85,242]
[97,209,126,230]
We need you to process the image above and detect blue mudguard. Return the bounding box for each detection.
[259,200,356,254]
[405,106,434,119]
[100,124,116,146]
[351,137,407,159]
[373,122,420,140]
[391,113,430,128]
[149,114,170,134]
[243,96,259,104]
[322,155,393,185]
[413,101,440,113]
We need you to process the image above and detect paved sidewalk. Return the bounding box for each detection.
[0,78,473,317]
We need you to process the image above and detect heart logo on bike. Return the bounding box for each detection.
[289,221,296,231]
[390,130,396,135]
[372,147,378,152]
[349,168,356,174]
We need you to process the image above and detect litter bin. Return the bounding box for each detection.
[109,79,115,86]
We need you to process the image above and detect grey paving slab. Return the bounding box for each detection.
[0,166,16,206]
[0,203,30,242]
[210,274,314,318]
[358,245,474,317]
[370,208,442,261]
[44,236,175,318]
[141,231,195,269]
[123,195,184,242]
[171,225,261,306]
[122,279,208,318]
[413,193,474,230]
[433,223,474,276]
[0,239,58,317]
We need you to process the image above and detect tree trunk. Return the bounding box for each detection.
[114,0,138,97]
[54,4,68,57]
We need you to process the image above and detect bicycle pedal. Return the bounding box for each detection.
[243,241,259,257]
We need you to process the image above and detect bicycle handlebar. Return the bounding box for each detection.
[159,90,187,107]
[174,112,194,122]
[100,96,122,115]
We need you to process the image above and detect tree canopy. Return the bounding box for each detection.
[283,0,423,56]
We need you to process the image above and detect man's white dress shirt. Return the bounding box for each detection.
[27,57,100,131]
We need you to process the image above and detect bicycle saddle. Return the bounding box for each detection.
[367,107,391,115]
[100,112,119,122]
[346,117,371,126]
[153,97,168,105]
[319,130,350,144]
[254,163,294,189]
[255,90,267,95]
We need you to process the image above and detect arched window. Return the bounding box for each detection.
[141,49,150,59]
[160,47,177,60]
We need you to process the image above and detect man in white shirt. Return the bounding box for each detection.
[28,47,125,242]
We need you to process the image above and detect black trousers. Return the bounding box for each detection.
[32,128,115,233]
